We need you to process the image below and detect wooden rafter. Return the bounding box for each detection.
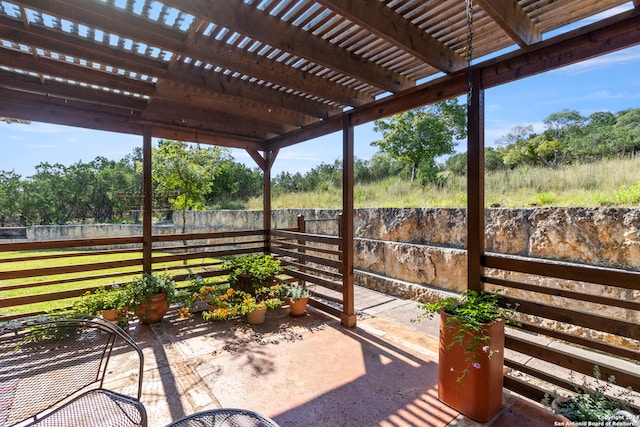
[475,0,541,47]
[317,0,467,72]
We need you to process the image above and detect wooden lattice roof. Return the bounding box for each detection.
[1,0,639,153]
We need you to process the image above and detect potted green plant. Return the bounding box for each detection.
[76,286,130,327]
[235,284,283,325]
[239,293,282,325]
[285,283,311,317]
[543,366,638,425]
[128,272,176,324]
[222,254,283,295]
[419,289,518,422]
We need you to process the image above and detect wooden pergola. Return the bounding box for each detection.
[2,0,640,403]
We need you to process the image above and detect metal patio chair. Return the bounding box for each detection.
[0,316,147,427]
[164,408,280,427]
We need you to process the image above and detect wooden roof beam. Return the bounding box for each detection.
[475,0,542,47]
[144,126,263,150]
[168,0,414,93]
[141,99,292,140]
[165,61,341,120]
[317,0,467,73]
[0,15,339,121]
[0,69,147,112]
[152,80,319,129]
[0,89,143,134]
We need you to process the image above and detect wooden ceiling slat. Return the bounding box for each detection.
[169,0,414,93]
[0,16,167,78]
[185,31,373,108]
[17,0,186,52]
[317,0,467,72]
[0,48,155,95]
[270,7,640,150]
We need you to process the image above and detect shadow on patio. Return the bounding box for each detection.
[104,292,560,427]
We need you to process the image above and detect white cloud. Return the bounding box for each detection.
[552,47,640,76]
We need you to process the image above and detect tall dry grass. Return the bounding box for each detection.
[246,157,640,209]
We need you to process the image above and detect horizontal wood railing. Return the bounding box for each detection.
[0,230,269,320]
[0,236,145,320]
[483,253,640,407]
[270,225,343,318]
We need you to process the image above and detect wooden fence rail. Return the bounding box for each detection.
[0,230,270,320]
[0,224,346,321]
[484,253,640,407]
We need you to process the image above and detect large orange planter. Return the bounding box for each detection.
[438,311,505,422]
[136,292,169,324]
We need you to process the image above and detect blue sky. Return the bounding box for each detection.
[2,7,640,178]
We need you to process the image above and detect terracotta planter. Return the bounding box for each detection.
[136,292,169,324]
[101,309,119,322]
[438,311,505,422]
[247,308,267,325]
[288,297,309,317]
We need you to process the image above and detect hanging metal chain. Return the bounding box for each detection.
[466,0,474,106]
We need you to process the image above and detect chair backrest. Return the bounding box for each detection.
[0,317,144,426]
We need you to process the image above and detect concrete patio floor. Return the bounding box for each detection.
[105,286,562,427]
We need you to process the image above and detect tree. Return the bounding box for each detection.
[616,108,640,130]
[0,171,22,225]
[22,163,73,224]
[208,161,262,207]
[151,140,227,233]
[543,109,586,141]
[372,99,467,181]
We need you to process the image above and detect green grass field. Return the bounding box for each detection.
[0,250,221,317]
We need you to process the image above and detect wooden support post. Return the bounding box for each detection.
[142,126,152,274]
[467,70,485,292]
[263,150,272,253]
[341,114,356,328]
[297,215,306,286]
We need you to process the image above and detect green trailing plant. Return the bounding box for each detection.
[75,286,132,329]
[222,254,283,290]
[19,312,86,346]
[418,290,519,382]
[75,286,129,314]
[543,366,637,423]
